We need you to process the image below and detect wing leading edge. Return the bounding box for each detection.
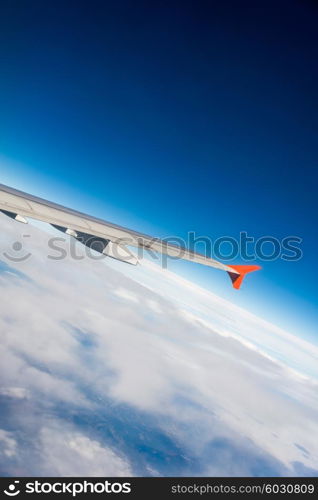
[0,183,261,289]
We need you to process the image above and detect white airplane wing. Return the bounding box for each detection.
[0,184,260,289]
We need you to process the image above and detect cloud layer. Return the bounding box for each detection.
[0,215,317,476]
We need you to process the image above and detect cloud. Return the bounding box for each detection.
[0,429,17,458]
[0,216,317,476]
[0,387,29,399]
[114,287,139,303]
[38,424,132,476]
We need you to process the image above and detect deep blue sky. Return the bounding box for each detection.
[0,1,317,339]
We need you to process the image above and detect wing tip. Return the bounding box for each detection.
[227,264,261,290]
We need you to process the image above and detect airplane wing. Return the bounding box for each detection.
[0,183,260,289]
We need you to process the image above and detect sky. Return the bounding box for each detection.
[0,1,317,340]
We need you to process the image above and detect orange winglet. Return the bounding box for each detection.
[227,264,261,290]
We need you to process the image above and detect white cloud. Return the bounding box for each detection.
[38,425,132,476]
[0,216,317,476]
[113,288,139,303]
[0,387,29,399]
[0,429,17,458]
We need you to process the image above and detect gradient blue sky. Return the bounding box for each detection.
[0,1,317,340]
